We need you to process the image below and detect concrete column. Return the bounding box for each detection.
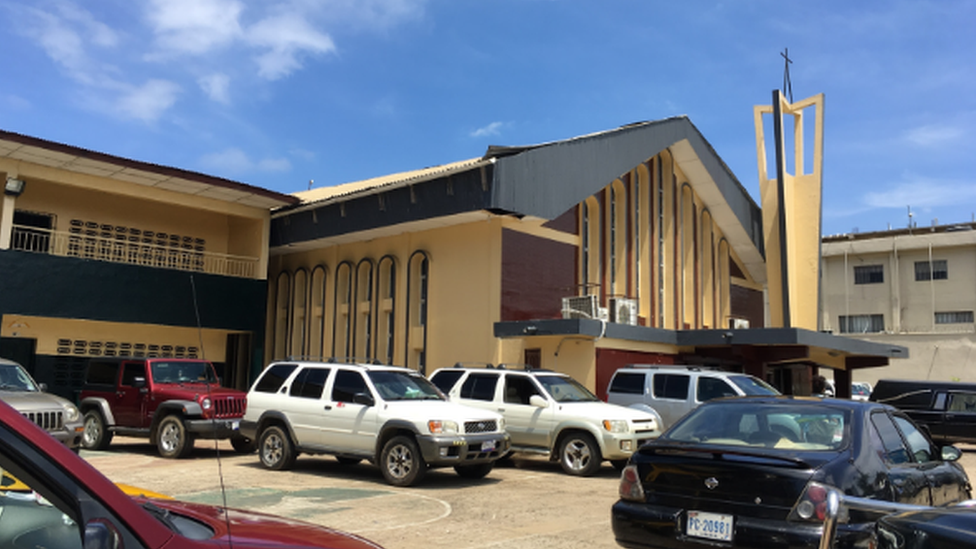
[0,173,19,250]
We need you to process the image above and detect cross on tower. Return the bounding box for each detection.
[781,48,794,103]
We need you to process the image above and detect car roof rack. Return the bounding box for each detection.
[623,364,723,371]
[452,362,496,369]
[285,356,387,365]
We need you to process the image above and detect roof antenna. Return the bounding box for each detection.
[781,48,794,103]
[308,179,313,191]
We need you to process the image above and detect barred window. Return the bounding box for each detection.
[935,311,974,324]
[915,260,948,281]
[854,265,884,284]
[839,314,885,333]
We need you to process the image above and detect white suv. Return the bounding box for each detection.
[240,360,510,487]
[428,365,661,476]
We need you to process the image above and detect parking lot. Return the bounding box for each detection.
[85,439,976,549]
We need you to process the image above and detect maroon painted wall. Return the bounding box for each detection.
[594,348,675,401]
[730,284,764,328]
[501,228,577,321]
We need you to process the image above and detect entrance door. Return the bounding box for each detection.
[224,333,252,390]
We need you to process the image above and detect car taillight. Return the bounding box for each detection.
[789,481,846,523]
[618,464,645,502]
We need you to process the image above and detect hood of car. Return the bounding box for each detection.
[555,401,657,421]
[384,400,502,422]
[0,391,70,411]
[141,498,383,548]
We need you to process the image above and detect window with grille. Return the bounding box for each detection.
[66,218,205,270]
[915,260,948,281]
[935,311,974,324]
[853,265,884,285]
[839,314,885,333]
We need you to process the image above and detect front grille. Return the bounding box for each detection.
[464,420,497,434]
[24,411,64,432]
[213,397,246,418]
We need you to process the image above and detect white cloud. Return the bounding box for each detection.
[116,80,181,122]
[248,13,336,80]
[902,124,965,148]
[1,94,31,111]
[862,177,976,209]
[199,147,291,174]
[146,0,243,55]
[471,121,504,138]
[199,73,231,103]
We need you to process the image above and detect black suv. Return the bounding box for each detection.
[870,378,976,445]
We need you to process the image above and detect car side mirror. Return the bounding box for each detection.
[942,445,962,462]
[38,382,48,392]
[84,519,122,549]
[132,377,146,389]
[529,395,549,408]
[353,393,375,407]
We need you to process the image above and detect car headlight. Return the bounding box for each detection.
[64,404,80,423]
[603,420,629,433]
[201,397,212,410]
[428,420,459,434]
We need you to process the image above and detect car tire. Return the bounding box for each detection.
[156,415,195,459]
[558,432,602,476]
[259,426,297,471]
[454,462,493,479]
[335,456,362,465]
[380,435,426,487]
[230,435,256,454]
[81,410,113,451]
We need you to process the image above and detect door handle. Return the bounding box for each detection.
[324,405,333,411]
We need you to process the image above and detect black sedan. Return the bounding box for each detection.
[611,396,972,549]
[875,505,976,549]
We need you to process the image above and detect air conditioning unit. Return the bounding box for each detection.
[561,295,599,319]
[730,318,750,329]
[609,297,638,325]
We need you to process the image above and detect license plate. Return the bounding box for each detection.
[686,511,733,542]
[231,421,240,430]
[481,440,496,452]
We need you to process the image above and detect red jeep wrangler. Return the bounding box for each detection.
[79,357,251,458]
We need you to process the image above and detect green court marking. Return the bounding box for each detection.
[181,487,389,512]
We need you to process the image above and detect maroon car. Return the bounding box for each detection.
[0,397,384,548]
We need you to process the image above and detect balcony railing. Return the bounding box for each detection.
[10,225,260,279]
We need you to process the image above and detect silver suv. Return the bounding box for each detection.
[0,358,83,449]
[428,365,661,476]
[240,360,510,487]
[606,365,779,429]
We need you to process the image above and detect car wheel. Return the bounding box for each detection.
[454,462,493,479]
[259,426,296,471]
[230,435,256,454]
[81,410,113,451]
[558,432,602,476]
[380,435,426,487]
[156,415,195,459]
[335,456,362,465]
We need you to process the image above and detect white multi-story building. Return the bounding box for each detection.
[821,222,976,385]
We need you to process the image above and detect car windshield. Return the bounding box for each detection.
[150,361,216,384]
[852,383,871,396]
[728,375,780,396]
[368,371,444,401]
[535,375,599,403]
[0,364,38,392]
[665,401,850,451]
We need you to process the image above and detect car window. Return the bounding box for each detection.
[0,364,37,391]
[289,367,330,399]
[609,372,645,394]
[728,375,780,396]
[150,361,215,384]
[870,411,912,465]
[947,392,976,413]
[665,402,847,451]
[653,373,690,400]
[0,469,83,548]
[254,364,298,393]
[85,361,118,386]
[535,375,599,403]
[893,415,934,463]
[367,371,442,401]
[504,375,542,405]
[697,377,738,402]
[459,374,498,401]
[333,370,371,403]
[430,370,465,393]
[120,363,145,387]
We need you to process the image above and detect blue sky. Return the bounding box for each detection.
[1,0,973,236]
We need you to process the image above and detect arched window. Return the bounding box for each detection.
[273,272,291,360]
[309,265,329,359]
[405,251,430,373]
[290,269,308,357]
[700,210,715,329]
[637,162,652,324]
[610,179,627,298]
[681,184,697,328]
[376,255,397,365]
[354,259,374,360]
[582,196,600,295]
[333,261,354,358]
[718,238,731,328]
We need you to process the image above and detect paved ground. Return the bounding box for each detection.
[84,438,976,549]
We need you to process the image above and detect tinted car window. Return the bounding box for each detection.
[871,411,911,465]
[254,364,297,394]
[728,375,780,395]
[332,370,369,403]
[893,415,933,463]
[430,370,465,393]
[504,375,541,405]
[697,377,737,402]
[460,374,498,401]
[536,375,599,403]
[368,371,441,401]
[653,374,690,400]
[86,361,118,386]
[947,392,976,412]
[289,367,329,399]
[609,373,645,394]
[121,363,145,387]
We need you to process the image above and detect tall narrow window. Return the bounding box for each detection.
[290,269,308,357]
[333,261,353,358]
[354,259,374,360]
[309,266,328,359]
[376,256,397,365]
[581,202,589,290]
[405,251,430,373]
[273,272,291,360]
[583,196,600,296]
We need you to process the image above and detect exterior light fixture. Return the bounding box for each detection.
[4,178,25,197]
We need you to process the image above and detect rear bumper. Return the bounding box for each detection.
[611,500,874,549]
[416,432,511,467]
